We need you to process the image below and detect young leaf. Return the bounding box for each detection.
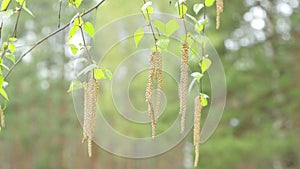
[166,19,179,37]
[200,93,209,106]
[141,1,153,21]
[134,28,144,47]
[16,0,34,17]
[200,58,212,73]
[69,44,78,55]
[8,37,17,42]
[193,4,204,14]
[8,43,15,53]
[195,19,208,33]
[94,68,106,80]
[0,88,8,100]
[5,53,15,63]
[84,22,95,38]
[74,17,84,26]
[156,38,170,50]
[103,68,112,80]
[68,26,79,41]
[191,72,203,82]
[205,0,215,7]
[67,80,83,93]
[1,0,11,11]
[153,20,166,35]
[175,2,187,18]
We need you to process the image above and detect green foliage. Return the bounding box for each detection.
[153,20,166,35]
[166,19,179,37]
[83,22,95,38]
[141,1,153,22]
[193,4,204,15]
[199,93,209,106]
[94,67,112,80]
[1,0,11,11]
[68,0,83,8]
[200,57,212,73]
[156,38,169,50]
[68,26,79,41]
[134,28,144,47]
[0,76,8,100]
[205,0,215,7]
[68,44,78,55]
[191,72,203,83]
[16,0,34,16]
[175,2,187,18]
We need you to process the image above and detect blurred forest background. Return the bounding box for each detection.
[0,0,300,169]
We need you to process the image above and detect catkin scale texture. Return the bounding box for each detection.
[0,107,5,128]
[179,42,189,134]
[83,78,98,157]
[216,0,224,29]
[193,96,203,167]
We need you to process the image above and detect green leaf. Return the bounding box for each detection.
[69,0,83,8]
[8,43,15,53]
[191,72,203,82]
[175,2,187,18]
[68,26,79,41]
[153,20,166,35]
[200,57,212,73]
[200,93,209,107]
[166,19,179,37]
[5,53,15,63]
[8,37,17,42]
[205,0,215,7]
[67,80,83,93]
[74,17,83,26]
[104,68,112,80]
[193,3,204,14]
[1,0,11,11]
[0,88,8,100]
[134,28,144,47]
[0,63,9,71]
[16,0,34,17]
[69,44,78,55]
[141,1,153,21]
[156,38,170,50]
[83,22,95,38]
[94,68,106,80]
[195,19,208,33]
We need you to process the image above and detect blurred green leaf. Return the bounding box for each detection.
[175,2,187,18]
[8,37,17,42]
[193,3,204,14]
[1,0,11,11]
[67,80,83,93]
[8,43,15,53]
[195,19,208,33]
[68,26,79,41]
[200,57,212,73]
[68,44,78,55]
[94,68,106,80]
[83,22,95,38]
[191,72,203,82]
[205,0,215,7]
[103,68,112,80]
[153,20,166,35]
[0,87,8,100]
[200,93,209,106]
[134,28,144,47]
[141,1,153,21]
[166,19,178,37]
[5,53,15,63]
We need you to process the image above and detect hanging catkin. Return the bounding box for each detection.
[179,42,189,134]
[216,0,224,29]
[193,96,203,167]
[0,107,5,128]
[83,77,98,157]
[154,51,162,124]
[146,52,157,138]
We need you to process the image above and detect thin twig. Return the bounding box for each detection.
[4,0,106,80]
[58,0,63,28]
[142,0,158,50]
[12,1,24,38]
[79,25,93,64]
[199,3,207,94]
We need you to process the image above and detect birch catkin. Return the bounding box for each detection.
[193,96,203,168]
[216,0,224,29]
[0,107,5,128]
[154,51,162,123]
[146,52,157,138]
[179,42,189,134]
[83,77,98,157]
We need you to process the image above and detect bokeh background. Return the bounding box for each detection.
[0,0,299,168]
